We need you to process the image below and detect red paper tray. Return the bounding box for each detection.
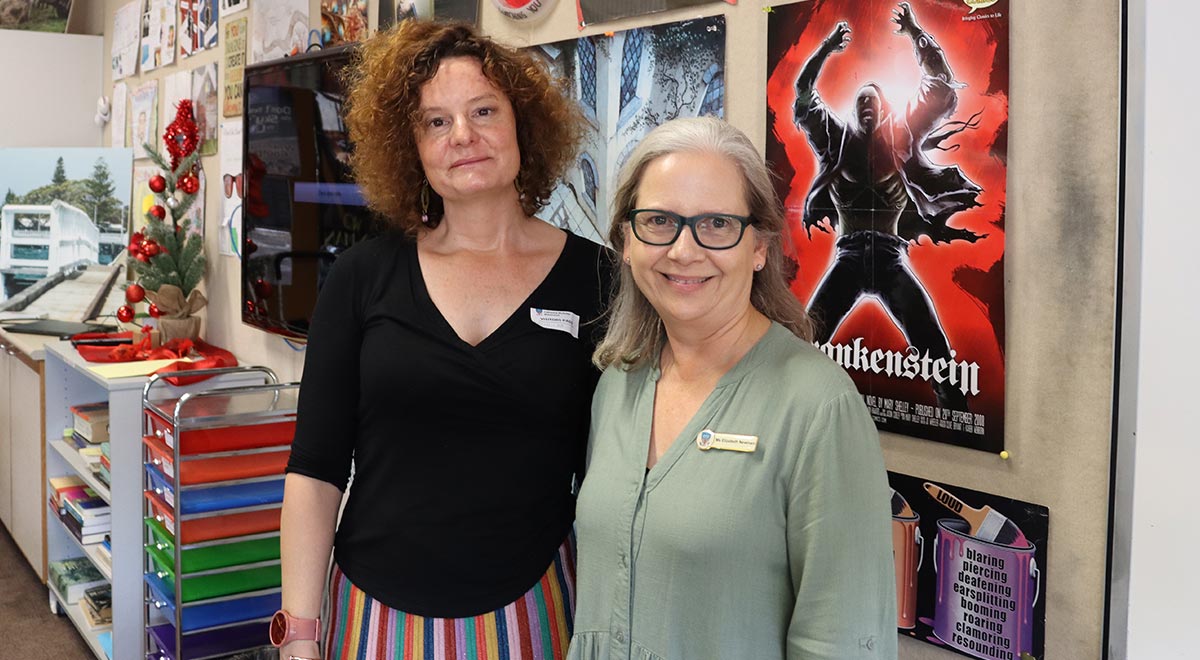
[145,408,296,455]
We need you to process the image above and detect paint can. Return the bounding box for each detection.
[932,519,1039,660]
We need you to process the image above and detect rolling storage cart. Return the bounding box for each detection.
[140,368,300,660]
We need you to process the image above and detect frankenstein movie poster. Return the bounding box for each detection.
[767,0,1008,451]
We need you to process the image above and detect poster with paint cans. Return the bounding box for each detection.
[766,0,1009,452]
[888,472,1047,660]
[526,15,726,245]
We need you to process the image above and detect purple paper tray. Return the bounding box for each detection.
[146,621,271,660]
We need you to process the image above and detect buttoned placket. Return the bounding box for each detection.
[607,368,660,659]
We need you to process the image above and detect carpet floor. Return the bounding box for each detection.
[0,525,94,659]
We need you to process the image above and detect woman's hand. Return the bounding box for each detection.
[280,640,322,660]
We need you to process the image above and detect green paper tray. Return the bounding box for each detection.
[144,517,280,573]
[146,547,281,603]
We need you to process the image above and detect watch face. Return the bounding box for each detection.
[269,610,288,646]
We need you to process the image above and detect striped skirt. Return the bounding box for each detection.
[325,536,576,660]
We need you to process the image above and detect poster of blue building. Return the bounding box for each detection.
[530,15,726,244]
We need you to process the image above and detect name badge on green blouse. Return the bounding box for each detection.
[695,429,758,453]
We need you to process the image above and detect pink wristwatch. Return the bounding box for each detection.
[269,609,321,648]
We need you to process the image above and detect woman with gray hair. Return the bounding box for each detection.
[569,116,896,659]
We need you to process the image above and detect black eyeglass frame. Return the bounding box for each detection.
[626,208,755,250]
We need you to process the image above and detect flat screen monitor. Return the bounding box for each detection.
[241,44,380,339]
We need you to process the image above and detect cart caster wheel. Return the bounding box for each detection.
[48,592,61,615]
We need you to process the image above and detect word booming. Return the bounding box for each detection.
[815,338,980,396]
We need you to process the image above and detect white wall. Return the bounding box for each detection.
[1111,2,1200,658]
[0,31,103,148]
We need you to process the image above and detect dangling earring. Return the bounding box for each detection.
[514,176,526,201]
[420,180,430,224]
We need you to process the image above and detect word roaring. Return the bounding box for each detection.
[815,338,980,396]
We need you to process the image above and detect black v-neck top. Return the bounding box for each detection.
[288,229,613,617]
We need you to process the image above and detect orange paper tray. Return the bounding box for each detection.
[145,492,281,545]
[143,435,290,486]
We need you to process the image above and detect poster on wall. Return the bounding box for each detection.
[111,1,139,80]
[320,0,368,45]
[131,165,157,233]
[219,121,243,256]
[379,0,431,29]
[888,472,1047,660]
[179,0,217,59]
[192,63,219,155]
[765,0,1009,452]
[251,0,308,63]
[0,148,133,304]
[220,0,247,17]
[130,80,160,160]
[576,0,733,28]
[0,0,73,32]
[528,15,727,245]
[139,0,177,72]
[223,16,247,117]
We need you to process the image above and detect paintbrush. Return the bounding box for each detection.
[890,487,914,518]
[923,482,1028,547]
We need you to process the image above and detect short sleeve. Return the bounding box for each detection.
[785,390,897,659]
[286,250,363,490]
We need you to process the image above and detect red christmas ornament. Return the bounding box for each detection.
[116,305,135,323]
[127,240,142,256]
[149,205,166,220]
[131,231,145,244]
[148,303,162,318]
[253,277,274,298]
[163,100,200,170]
[149,175,167,193]
[125,283,146,303]
[141,240,161,257]
[136,253,151,263]
[178,173,200,195]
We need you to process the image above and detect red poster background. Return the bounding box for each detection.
[766,0,1008,451]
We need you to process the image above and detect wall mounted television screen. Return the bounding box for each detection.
[241,44,380,339]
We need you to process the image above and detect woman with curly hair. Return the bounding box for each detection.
[274,20,611,660]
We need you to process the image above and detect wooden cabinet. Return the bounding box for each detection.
[0,334,48,581]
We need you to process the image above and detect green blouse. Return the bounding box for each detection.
[569,323,897,660]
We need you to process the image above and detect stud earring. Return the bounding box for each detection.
[420,180,430,224]
[624,256,631,265]
[754,263,764,271]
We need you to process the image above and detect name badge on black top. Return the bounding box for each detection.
[530,308,580,338]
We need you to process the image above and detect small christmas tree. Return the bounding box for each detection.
[117,101,208,340]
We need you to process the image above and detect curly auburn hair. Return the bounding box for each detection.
[342,20,585,235]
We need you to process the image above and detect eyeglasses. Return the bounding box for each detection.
[627,209,753,250]
[223,173,244,199]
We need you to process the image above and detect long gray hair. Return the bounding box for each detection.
[593,116,814,369]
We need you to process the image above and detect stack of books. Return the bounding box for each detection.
[69,402,109,478]
[49,557,107,605]
[56,481,111,545]
[97,441,111,487]
[80,584,112,630]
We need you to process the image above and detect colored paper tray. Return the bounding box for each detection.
[145,494,280,545]
[144,518,279,572]
[146,620,271,660]
[146,547,280,603]
[143,434,290,485]
[145,408,296,455]
[145,572,279,633]
[145,464,284,515]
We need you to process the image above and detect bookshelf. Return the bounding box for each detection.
[41,341,266,660]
